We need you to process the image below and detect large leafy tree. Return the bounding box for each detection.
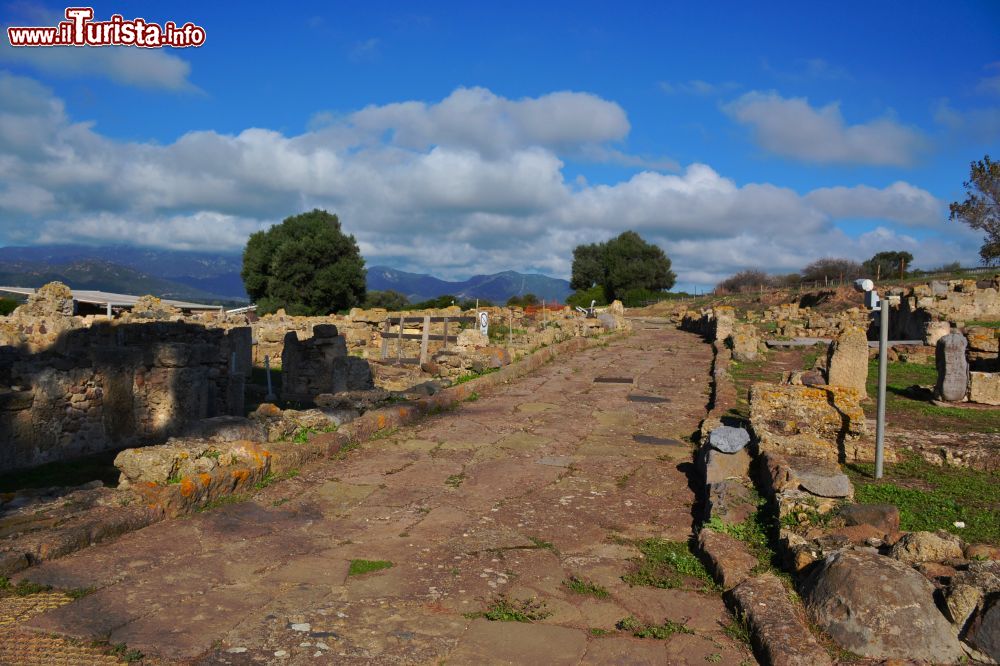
[950,155,1000,264]
[863,251,913,280]
[241,209,366,315]
[570,231,676,301]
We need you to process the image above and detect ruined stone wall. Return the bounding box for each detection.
[0,320,252,473]
[280,325,374,402]
[889,275,1000,340]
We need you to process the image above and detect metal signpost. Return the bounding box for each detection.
[479,311,489,337]
[855,279,888,479]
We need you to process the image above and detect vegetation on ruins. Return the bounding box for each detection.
[506,293,539,307]
[950,154,1000,264]
[241,209,367,315]
[569,230,676,302]
[716,269,774,294]
[0,298,18,316]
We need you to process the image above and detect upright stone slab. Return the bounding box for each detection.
[935,331,968,402]
[827,326,868,396]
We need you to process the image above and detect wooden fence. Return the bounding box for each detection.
[379,315,476,366]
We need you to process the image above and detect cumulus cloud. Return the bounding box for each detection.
[0,72,974,289]
[724,91,926,166]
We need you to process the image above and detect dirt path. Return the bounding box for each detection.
[8,326,754,665]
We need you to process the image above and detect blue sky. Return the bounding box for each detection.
[0,1,998,290]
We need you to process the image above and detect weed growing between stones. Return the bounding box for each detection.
[465,594,551,622]
[291,424,337,444]
[722,612,752,645]
[464,391,480,402]
[616,615,693,639]
[369,427,398,441]
[445,473,465,488]
[589,627,611,636]
[108,642,144,663]
[621,538,717,591]
[563,576,609,599]
[0,577,52,596]
[66,586,95,599]
[453,367,500,385]
[348,559,394,576]
[527,536,556,551]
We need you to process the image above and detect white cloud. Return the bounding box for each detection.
[0,72,975,289]
[934,99,1000,144]
[804,182,944,227]
[724,91,926,166]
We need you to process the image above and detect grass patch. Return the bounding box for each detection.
[348,559,394,576]
[453,367,500,385]
[465,594,551,622]
[865,359,1000,433]
[195,493,248,512]
[616,615,693,640]
[445,473,465,488]
[0,578,53,596]
[622,538,717,591]
[528,536,556,551]
[846,453,1000,545]
[589,627,611,637]
[464,391,480,402]
[563,576,609,599]
[66,586,96,600]
[966,320,1000,329]
[722,612,752,644]
[369,427,398,441]
[108,642,144,663]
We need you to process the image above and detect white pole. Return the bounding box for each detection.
[875,297,889,479]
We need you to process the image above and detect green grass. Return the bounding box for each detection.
[0,577,52,596]
[846,453,1000,545]
[965,320,1000,329]
[66,586,96,599]
[589,627,611,637]
[465,594,551,622]
[616,615,693,639]
[621,538,717,591]
[865,359,1000,433]
[348,559,394,576]
[453,367,500,385]
[445,473,465,488]
[563,576,610,599]
[528,536,556,551]
[108,642,144,663]
[723,613,752,645]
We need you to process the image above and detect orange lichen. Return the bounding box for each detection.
[199,473,212,487]
[179,478,195,497]
[377,414,387,429]
[232,469,250,483]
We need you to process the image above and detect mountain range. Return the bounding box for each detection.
[0,245,572,305]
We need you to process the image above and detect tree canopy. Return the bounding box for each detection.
[950,155,1000,264]
[241,209,366,315]
[364,289,410,311]
[716,269,773,294]
[569,231,676,301]
[863,251,913,280]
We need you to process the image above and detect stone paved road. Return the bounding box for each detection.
[10,326,755,665]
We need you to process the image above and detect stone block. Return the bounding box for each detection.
[935,331,969,402]
[708,425,750,453]
[890,530,965,564]
[827,326,869,396]
[969,372,1000,405]
[698,528,757,589]
[838,503,900,534]
[699,446,751,485]
[704,479,756,525]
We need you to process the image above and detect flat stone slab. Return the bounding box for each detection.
[593,376,635,384]
[728,573,834,666]
[632,434,685,446]
[708,425,750,453]
[765,338,832,348]
[448,619,588,664]
[627,394,671,403]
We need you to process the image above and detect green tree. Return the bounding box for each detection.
[950,155,1000,264]
[241,209,366,315]
[0,298,19,316]
[364,289,410,311]
[863,251,913,280]
[569,231,676,301]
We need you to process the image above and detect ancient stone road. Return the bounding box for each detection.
[9,326,755,665]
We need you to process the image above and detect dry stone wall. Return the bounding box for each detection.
[0,285,251,473]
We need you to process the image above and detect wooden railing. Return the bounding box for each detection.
[379,315,476,366]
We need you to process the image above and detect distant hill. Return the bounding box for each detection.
[367,266,572,303]
[0,245,572,306]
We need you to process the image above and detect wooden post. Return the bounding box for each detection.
[419,315,430,365]
[396,315,403,365]
[380,319,390,360]
[443,317,449,350]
